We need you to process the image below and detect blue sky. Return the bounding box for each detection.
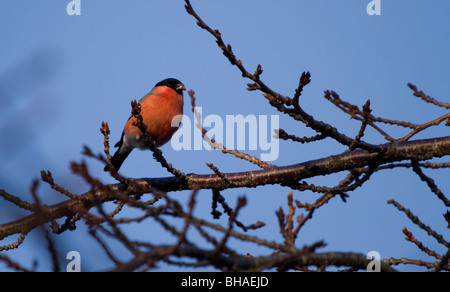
[0,1,449,272]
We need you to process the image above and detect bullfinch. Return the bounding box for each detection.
[106,78,185,171]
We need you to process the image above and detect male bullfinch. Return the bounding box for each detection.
[106,78,185,171]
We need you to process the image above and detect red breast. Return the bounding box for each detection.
[123,85,184,147]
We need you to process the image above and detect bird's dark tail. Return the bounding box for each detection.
[104,147,132,172]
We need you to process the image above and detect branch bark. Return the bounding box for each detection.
[1,136,449,242]
[109,244,397,272]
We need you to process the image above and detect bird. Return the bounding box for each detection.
[105,78,185,171]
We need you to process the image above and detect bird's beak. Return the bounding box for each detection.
[177,84,186,92]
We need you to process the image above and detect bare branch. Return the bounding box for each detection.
[408,83,450,109]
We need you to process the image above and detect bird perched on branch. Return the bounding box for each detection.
[105,78,185,171]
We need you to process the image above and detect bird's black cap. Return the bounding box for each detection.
[155,78,186,94]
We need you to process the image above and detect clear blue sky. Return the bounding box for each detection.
[0,0,449,272]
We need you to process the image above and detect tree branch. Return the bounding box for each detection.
[109,244,397,272]
[1,136,449,242]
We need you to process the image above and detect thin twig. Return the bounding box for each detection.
[411,159,450,207]
[189,89,272,169]
[388,199,450,248]
[130,99,187,180]
[408,83,450,109]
